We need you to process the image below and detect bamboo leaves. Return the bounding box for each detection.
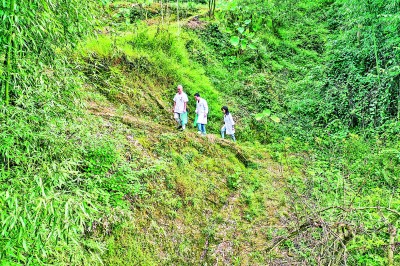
[0,0,110,264]
[0,0,95,105]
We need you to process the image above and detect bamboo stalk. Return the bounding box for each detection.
[373,29,380,84]
[160,0,164,26]
[213,0,216,17]
[177,0,180,36]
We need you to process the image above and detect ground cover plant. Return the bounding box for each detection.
[0,0,286,264]
[191,0,400,264]
[0,0,399,264]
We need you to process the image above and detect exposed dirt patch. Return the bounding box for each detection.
[186,16,206,30]
[87,100,168,133]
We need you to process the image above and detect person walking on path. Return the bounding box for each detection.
[173,85,189,130]
[194,93,208,136]
[221,106,236,142]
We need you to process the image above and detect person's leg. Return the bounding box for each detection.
[197,123,202,133]
[180,112,187,130]
[174,113,182,128]
[230,134,236,142]
[221,126,226,139]
[201,124,206,135]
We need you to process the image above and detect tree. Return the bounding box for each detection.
[321,0,400,129]
[208,0,216,18]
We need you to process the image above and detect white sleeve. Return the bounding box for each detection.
[230,114,235,125]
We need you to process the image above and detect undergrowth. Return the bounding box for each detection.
[0,1,287,264]
[2,0,397,264]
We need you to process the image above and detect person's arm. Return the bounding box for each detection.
[230,114,235,125]
[173,94,177,112]
[183,94,188,112]
[204,100,208,117]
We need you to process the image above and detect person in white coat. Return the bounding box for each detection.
[194,93,208,136]
[173,85,189,130]
[221,106,236,142]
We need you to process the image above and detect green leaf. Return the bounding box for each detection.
[249,43,257,50]
[22,239,28,252]
[244,19,251,25]
[246,32,255,39]
[19,217,25,229]
[241,39,248,50]
[255,113,264,121]
[262,109,271,116]
[230,36,240,47]
[237,27,245,34]
[270,115,281,123]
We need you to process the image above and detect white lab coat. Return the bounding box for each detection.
[222,113,235,135]
[195,98,208,124]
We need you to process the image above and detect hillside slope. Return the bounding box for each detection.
[3,0,400,265]
[0,5,288,265]
[76,20,288,265]
[87,94,287,265]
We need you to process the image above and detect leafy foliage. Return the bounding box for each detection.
[196,0,400,264]
[320,0,400,129]
[1,0,400,264]
[0,0,96,104]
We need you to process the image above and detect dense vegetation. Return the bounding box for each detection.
[206,0,400,264]
[1,0,399,265]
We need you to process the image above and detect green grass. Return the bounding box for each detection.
[77,24,225,130]
[7,0,398,264]
[0,5,290,264]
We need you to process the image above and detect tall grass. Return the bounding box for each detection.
[78,25,224,130]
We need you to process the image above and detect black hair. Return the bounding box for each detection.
[221,106,229,114]
[194,93,200,97]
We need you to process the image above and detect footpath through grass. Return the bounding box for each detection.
[78,17,288,263]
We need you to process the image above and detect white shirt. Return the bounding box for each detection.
[173,92,188,113]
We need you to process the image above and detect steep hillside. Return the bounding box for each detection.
[3,0,397,264]
[76,20,288,265]
[0,2,288,265]
[87,94,287,265]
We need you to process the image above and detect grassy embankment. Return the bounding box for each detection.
[0,2,288,265]
[79,13,288,265]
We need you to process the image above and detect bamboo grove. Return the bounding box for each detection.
[0,0,95,105]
